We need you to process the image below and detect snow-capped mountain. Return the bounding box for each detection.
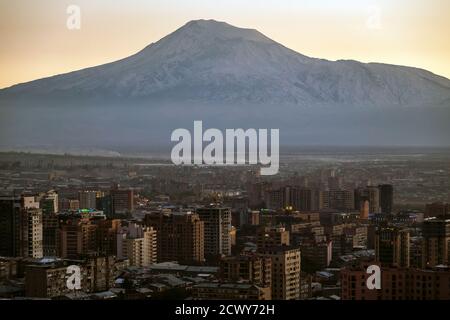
[1,19,450,150]
[2,19,450,107]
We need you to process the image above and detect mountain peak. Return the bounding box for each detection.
[171,19,273,44]
[1,19,450,109]
[184,19,228,27]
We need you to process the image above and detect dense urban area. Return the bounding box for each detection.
[0,148,449,300]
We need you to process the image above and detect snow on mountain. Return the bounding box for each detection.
[2,19,450,107]
[1,19,450,149]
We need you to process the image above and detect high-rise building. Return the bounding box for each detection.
[265,186,291,210]
[262,246,301,300]
[341,263,450,300]
[80,219,99,256]
[25,264,71,298]
[27,191,61,257]
[60,217,103,259]
[355,186,381,214]
[375,227,410,268]
[220,254,272,288]
[248,210,260,226]
[59,198,80,211]
[78,190,97,210]
[300,188,321,211]
[59,221,82,259]
[422,218,450,268]
[300,239,332,269]
[95,219,120,256]
[18,208,43,259]
[96,194,112,217]
[320,190,354,210]
[378,184,394,214]
[145,211,204,264]
[25,256,127,298]
[265,187,318,211]
[366,186,381,214]
[328,224,367,258]
[21,196,40,210]
[296,188,312,211]
[124,227,157,267]
[196,206,231,261]
[410,236,423,268]
[347,225,368,248]
[39,190,59,214]
[42,215,60,257]
[111,189,134,215]
[257,226,290,251]
[0,196,21,257]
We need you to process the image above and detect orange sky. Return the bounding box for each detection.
[1,0,449,89]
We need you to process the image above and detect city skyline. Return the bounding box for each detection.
[1,150,449,301]
[1,0,450,306]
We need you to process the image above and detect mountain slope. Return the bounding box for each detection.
[1,19,450,151]
[1,19,450,107]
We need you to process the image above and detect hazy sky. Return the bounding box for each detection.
[0,0,449,89]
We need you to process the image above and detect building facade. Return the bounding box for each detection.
[196,207,231,261]
[145,211,205,264]
[262,246,301,300]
